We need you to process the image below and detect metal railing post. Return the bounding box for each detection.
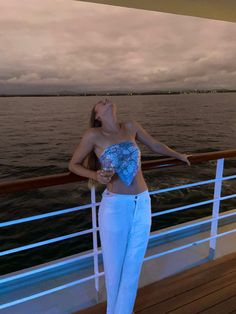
[90,184,100,302]
[209,158,224,260]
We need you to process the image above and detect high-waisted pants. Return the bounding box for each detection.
[98,188,152,314]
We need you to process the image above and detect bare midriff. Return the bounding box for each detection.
[106,168,148,194]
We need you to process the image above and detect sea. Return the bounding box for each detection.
[0,93,235,275]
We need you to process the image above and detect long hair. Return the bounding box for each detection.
[82,100,103,190]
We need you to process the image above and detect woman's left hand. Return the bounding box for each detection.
[177,153,191,166]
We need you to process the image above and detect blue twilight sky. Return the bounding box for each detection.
[0,0,236,94]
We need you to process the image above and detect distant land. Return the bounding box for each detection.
[0,88,235,97]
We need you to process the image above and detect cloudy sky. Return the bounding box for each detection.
[0,0,235,95]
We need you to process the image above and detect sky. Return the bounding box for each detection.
[0,0,236,95]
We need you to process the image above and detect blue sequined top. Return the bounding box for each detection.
[98,140,141,186]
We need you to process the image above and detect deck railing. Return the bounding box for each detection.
[0,148,236,310]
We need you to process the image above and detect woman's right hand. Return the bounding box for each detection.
[96,169,113,185]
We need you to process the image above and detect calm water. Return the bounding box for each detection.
[0,93,236,275]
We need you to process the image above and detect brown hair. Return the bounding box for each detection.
[82,100,102,190]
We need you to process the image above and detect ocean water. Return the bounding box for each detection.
[0,93,236,275]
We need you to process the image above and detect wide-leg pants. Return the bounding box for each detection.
[98,188,152,314]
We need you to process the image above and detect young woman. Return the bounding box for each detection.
[68,98,191,314]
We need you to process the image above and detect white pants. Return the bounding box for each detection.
[98,188,152,314]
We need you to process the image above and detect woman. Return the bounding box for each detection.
[68,98,191,314]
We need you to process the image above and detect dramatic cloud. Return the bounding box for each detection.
[0,0,235,94]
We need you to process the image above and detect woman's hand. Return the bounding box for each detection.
[96,169,114,184]
[177,153,191,166]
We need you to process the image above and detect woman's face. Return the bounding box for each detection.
[95,98,116,121]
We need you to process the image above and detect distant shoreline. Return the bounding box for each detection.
[0,89,235,97]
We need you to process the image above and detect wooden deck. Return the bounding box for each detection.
[74,251,236,314]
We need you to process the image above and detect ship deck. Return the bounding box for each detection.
[75,250,236,314]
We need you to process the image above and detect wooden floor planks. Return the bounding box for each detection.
[74,251,236,314]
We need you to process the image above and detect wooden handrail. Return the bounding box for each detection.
[0,148,235,195]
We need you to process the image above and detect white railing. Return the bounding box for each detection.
[0,158,236,310]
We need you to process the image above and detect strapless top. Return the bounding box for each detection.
[98,140,141,186]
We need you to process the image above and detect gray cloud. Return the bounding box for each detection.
[0,0,235,94]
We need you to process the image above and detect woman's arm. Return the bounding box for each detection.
[131,119,191,166]
[68,128,98,180]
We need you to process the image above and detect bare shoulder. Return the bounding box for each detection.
[80,127,97,146]
[90,127,104,145]
[83,127,97,138]
[90,126,101,137]
[88,127,97,134]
